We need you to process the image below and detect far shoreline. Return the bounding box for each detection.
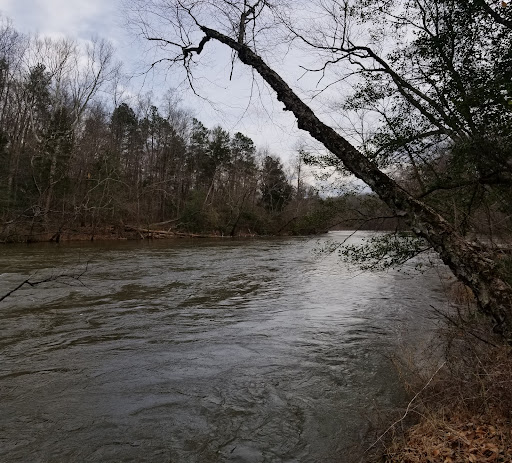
[0,224,393,244]
[0,224,340,244]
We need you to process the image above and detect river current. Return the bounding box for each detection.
[0,231,448,462]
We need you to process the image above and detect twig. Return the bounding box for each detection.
[0,263,89,303]
[430,305,498,348]
[365,360,446,452]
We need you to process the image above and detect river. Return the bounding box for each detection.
[0,231,449,462]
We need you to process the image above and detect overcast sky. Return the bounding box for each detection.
[0,0,306,161]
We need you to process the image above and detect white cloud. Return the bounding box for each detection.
[0,0,121,42]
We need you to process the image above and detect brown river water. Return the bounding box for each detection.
[0,231,449,462]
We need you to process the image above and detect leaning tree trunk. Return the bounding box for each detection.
[194,27,512,341]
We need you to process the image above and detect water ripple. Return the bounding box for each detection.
[0,232,448,462]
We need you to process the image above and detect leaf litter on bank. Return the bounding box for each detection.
[384,411,512,462]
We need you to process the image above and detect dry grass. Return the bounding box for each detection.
[446,280,476,306]
[375,316,512,463]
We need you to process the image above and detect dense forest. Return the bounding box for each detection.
[0,18,363,242]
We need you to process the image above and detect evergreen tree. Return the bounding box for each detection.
[260,155,293,213]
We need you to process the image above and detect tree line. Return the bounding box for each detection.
[0,17,345,241]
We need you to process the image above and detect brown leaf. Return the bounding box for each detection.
[483,443,499,453]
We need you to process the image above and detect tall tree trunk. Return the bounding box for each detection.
[43,150,58,226]
[6,109,29,207]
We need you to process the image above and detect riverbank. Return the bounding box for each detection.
[0,223,263,243]
[368,284,512,462]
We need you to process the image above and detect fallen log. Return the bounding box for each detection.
[148,218,180,228]
[123,226,230,239]
[124,225,176,237]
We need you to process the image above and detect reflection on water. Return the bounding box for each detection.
[0,232,448,462]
